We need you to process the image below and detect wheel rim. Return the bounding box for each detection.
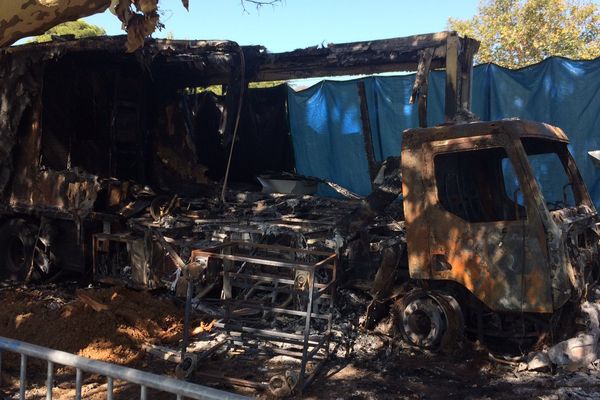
[402,296,445,348]
[397,290,464,350]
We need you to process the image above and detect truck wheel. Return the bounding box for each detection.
[393,289,464,351]
[0,219,47,282]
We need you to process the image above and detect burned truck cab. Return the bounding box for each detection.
[399,119,599,346]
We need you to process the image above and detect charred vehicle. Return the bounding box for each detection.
[394,119,600,349]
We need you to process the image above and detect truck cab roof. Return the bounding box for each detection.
[402,119,569,150]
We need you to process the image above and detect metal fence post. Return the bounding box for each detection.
[75,368,82,400]
[19,353,27,400]
[46,361,54,400]
[107,376,114,400]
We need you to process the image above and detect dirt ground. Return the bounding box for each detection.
[0,283,598,399]
[0,282,186,399]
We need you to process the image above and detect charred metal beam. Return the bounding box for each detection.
[444,36,480,121]
[444,34,460,122]
[410,48,434,128]
[357,81,378,183]
[250,32,458,82]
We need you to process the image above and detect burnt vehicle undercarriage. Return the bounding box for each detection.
[0,32,599,395]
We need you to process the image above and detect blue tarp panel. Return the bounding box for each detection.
[287,81,373,196]
[288,57,600,204]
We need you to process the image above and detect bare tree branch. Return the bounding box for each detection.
[240,0,282,13]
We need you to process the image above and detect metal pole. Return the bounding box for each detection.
[181,279,193,359]
[75,368,82,400]
[46,361,54,400]
[299,269,316,393]
[19,353,27,400]
[141,385,147,400]
[106,376,113,400]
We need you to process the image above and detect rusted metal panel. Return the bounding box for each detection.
[403,120,569,147]
[10,170,99,216]
[5,90,100,217]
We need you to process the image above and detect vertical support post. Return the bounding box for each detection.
[181,279,193,359]
[299,269,316,394]
[220,46,247,203]
[19,354,27,400]
[222,248,232,300]
[459,39,477,112]
[444,33,461,122]
[357,81,378,183]
[106,376,114,400]
[46,361,54,400]
[327,257,337,356]
[75,368,82,400]
[140,385,147,400]
[410,48,434,128]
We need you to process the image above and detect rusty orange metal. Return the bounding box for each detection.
[402,120,598,313]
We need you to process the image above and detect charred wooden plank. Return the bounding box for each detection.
[410,47,434,128]
[357,81,377,183]
[250,32,458,82]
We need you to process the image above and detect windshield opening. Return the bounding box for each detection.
[503,138,579,211]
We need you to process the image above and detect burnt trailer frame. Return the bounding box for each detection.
[0,31,478,277]
[0,36,251,274]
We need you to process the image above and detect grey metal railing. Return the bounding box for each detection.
[0,336,248,400]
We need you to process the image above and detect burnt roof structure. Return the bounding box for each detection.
[0,31,479,202]
[2,30,479,114]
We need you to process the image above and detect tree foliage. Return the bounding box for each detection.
[32,20,106,43]
[1,0,282,52]
[111,0,282,52]
[448,0,600,68]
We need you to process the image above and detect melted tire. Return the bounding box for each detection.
[0,219,37,281]
[0,219,52,282]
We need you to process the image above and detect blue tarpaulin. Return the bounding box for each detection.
[287,57,600,204]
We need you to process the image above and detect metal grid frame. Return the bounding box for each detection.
[187,241,337,394]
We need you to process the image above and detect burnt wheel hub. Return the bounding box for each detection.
[396,290,464,351]
[403,298,444,347]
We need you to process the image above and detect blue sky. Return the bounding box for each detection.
[85,0,480,52]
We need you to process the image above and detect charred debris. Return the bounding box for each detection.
[1,31,599,395]
[0,31,476,278]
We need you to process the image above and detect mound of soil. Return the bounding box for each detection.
[0,285,183,367]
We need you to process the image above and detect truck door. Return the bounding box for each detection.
[413,138,553,313]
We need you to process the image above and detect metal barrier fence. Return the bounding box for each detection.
[0,336,249,400]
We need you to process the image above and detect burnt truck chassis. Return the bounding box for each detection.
[1,31,599,393]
